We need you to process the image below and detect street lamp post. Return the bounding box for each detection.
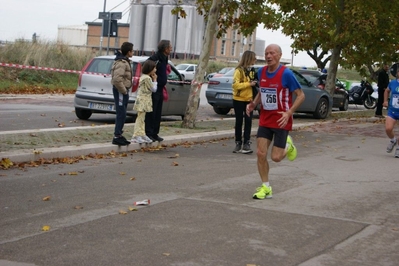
[99,0,107,55]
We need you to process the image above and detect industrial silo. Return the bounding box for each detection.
[175,5,195,58]
[160,5,176,43]
[129,4,147,52]
[190,10,205,56]
[143,4,162,53]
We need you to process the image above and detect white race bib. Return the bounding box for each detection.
[260,87,278,110]
[392,94,399,108]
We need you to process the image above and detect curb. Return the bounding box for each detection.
[1,130,238,164]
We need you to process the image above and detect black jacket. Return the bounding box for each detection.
[377,69,389,89]
[148,52,168,94]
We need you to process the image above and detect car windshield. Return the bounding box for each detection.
[176,64,189,70]
[224,69,235,76]
[219,67,232,74]
[300,73,319,84]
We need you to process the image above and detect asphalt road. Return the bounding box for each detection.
[1,125,398,266]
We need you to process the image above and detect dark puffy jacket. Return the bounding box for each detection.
[148,52,168,95]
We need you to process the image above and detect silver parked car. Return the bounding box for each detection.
[205,67,333,119]
[74,55,191,120]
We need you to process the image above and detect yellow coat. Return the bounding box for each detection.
[232,67,254,102]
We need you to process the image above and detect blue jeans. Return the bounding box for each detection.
[113,86,129,137]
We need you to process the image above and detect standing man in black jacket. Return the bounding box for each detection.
[375,63,390,118]
[145,40,173,142]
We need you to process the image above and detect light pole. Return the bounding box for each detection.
[99,0,107,55]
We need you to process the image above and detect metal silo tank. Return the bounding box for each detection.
[190,9,205,56]
[129,4,147,52]
[143,4,162,53]
[175,5,195,56]
[160,5,175,43]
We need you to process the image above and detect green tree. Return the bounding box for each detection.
[174,0,276,128]
[268,0,399,102]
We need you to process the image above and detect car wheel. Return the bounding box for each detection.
[313,98,329,119]
[339,97,349,111]
[213,106,231,115]
[75,108,92,120]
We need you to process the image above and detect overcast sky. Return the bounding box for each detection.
[0,0,316,67]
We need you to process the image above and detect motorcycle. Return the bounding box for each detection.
[348,80,377,109]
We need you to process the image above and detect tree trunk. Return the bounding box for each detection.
[181,0,222,129]
[325,45,342,115]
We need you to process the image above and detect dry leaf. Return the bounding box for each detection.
[0,158,14,169]
[41,225,50,231]
[30,133,38,137]
[42,196,51,201]
[128,207,137,211]
[58,123,65,127]
[74,206,84,210]
[130,177,136,181]
[119,172,126,175]
[167,154,180,158]
[119,210,128,215]
[33,150,42,154]
[162,253,171,256]
[68,172,78,175]
[172,161,179,166]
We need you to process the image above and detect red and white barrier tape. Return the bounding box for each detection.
[0,62,107,76]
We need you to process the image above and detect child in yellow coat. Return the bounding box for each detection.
[131,60,157,144]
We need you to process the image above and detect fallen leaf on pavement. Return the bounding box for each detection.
[41,225,50,231]
[162,253,170,256]
[130,177,136,180]
[68,172,78,175]
[172,161,179,166]
[42,196,51,201]
[128,207,137,211]
[0,158,14,169]
[119,210,128,215]
[73,206,84,210]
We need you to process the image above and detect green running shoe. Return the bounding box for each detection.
[252,184,272,199]
[286,135,297,161]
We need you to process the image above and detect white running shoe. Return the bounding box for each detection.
[142,136,153,143]
[387,138,397,153]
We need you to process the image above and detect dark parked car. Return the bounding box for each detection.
[205,67,333,119]
[74,55,191,120]
[297,69,349,111]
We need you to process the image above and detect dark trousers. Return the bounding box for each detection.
[113,87,129,137]
[375,87,385,116]
[145,91,163,137]
[233,99,253,143]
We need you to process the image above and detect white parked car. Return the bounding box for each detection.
[175,63,197,81]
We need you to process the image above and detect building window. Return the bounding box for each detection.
[248,44,252,51]
[232,30,237,40]
[231,42,235,56]
[221,40,226,55]
[222,33,227,39]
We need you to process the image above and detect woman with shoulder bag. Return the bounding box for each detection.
[232,50,257,154]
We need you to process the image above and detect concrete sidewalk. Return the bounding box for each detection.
[1,115,389,165]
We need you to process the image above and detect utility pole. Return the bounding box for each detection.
[99,0,107,55]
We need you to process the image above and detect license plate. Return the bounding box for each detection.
[216,94,232,99]
[88,102,114,111]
